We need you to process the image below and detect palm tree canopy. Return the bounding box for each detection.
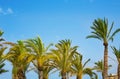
[0,30,8,74]
[50,39,78,74]
[111,46,120,63]
[94,60,104,72]
[6,40,34,74]
[24,36,53,67]
[24,36,45,56]
[71,53,97,78]
[86,18,120,44]
[71,53,89,72]
[0,47,8,74]
[94,60,112,72]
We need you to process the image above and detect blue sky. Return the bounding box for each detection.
[0,0,120,79]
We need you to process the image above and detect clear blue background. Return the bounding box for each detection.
[0,0,120,79]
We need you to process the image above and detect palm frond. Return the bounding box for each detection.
[111,46,120,62]
[83,59,90,68]
[108,28,120,42]
[86,35,102,40]
[107,22,114,38]
[0,63,8,74]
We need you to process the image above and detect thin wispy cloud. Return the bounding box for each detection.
[0,8,4,14]
[7,8,14,14]
[0,7,14,15]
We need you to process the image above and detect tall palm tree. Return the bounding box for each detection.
[24,36,53,79]
[94,60,112,79]
[111,46,120,79]
[86,18,120,79]
[71,53,97,79]
[50,39,78,79]
[6,41,34,79]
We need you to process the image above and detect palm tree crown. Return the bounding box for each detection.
[111,46,120,79]
[50,39,78,79]
[24,36,53,79]
[71,53,97,79]
[86,18,120,44]
[6,40,34,79]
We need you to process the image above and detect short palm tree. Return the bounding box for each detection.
[6,41,34,79]
[29,59,55,79]
[94,60,112,79]
[111,46,120,79]
[0,30,8,74]
[50,39,78,79]
[24,36,53,79]
[86,18,120,79]
[0,47,8,74]
[71,53,97,79]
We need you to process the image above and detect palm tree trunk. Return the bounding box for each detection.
[38,67,43,79]
[43,76,48,79]
[76,74,82,79]
[43,74,48,79]
[61,72,66,79]
[17,70,26,79]
[103,43,108,79]
[12,74,18,79]
[118,63,120,79]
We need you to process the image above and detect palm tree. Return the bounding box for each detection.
[6,41,34,79]
[28,59,55,79]
[111,46,120,79]
[24,36,53,79]
[86,18,120,79]
[94,60,112,79]
[0,30,8,74]
[0,47,8,74]
[71,53,97,79]
[50,39,78,79]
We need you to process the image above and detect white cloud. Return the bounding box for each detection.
[0,7,14,15]
[0,8,4,14]
[7,8,14,14]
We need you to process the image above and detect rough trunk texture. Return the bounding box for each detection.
[43,74,48,79]
[38,67,43,79]
[103,43,108,79]
[17,69,26,79]
[61,72,66,79]
[118,63,120,79]
[12,74,18,79]
[43,76,48,79]
[76,74,82,79]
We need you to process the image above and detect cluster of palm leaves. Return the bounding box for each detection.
[4,37,97,79]
[0,18,120,79]
[0,31,8,75]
